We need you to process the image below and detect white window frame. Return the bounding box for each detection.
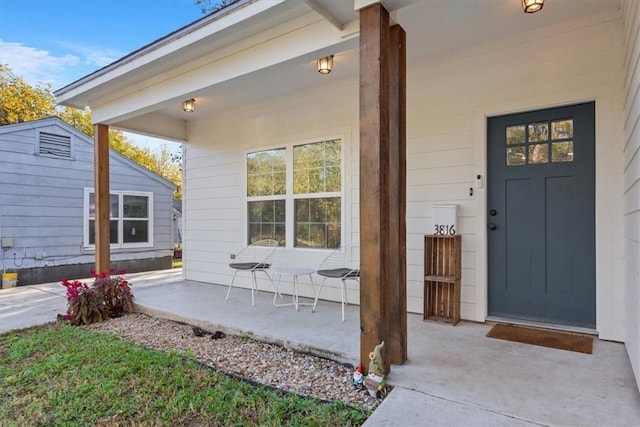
[83,188,154,249]
[244,136,345,250]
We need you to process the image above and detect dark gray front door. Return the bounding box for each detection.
[487,102,595,328]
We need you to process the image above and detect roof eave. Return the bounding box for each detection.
[53,0,273,104]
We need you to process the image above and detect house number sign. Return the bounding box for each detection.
[432,205,458,236]
[434,224,456,236]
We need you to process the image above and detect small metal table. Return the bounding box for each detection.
[271,267,316,311]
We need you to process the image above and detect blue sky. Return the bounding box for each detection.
[0,0,208,152]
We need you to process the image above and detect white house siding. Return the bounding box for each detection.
[0,119,174,284]
[406,10,625,339]
[184,77,359,302]
[183,11,626,340]
[622,0,640,391]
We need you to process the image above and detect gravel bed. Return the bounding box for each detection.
[84,313,382,411]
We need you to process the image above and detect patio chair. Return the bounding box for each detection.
[226,239,279,306]
[313,245,360,321]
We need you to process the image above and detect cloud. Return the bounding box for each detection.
[0,40,80,87]
[0,40,126,89]
[54,40,124,68]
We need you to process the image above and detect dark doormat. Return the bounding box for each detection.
[486,323,593,354]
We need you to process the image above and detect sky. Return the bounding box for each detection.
[0,0,208,154]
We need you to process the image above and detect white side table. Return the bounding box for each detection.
[271,267,316,311]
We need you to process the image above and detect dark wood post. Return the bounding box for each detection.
[388,24,407,364]
[359,3,391,374]
[94,124,110,274]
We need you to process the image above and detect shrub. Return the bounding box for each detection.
[62,270,134,325]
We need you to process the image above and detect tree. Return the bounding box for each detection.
[58,107,148,164]
[0,64,56,125]
[194,0,239,15]
[57,106,129,151]
[58,107,183,199]
[155,146,183,200]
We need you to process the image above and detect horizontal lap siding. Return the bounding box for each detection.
[406,12,624,325]
[184,80,358,296]
[405,64,479,318]
[622,0,640,393]
[1,126,88,268]
[0,121,174,274]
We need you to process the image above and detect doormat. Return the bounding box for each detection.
[486,324,593,354]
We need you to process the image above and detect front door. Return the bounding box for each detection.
[487,102,595,328]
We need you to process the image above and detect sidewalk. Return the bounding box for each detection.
[0,269,182,333]
[2,269,639,426]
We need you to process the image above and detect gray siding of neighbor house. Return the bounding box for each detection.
[0,118,175,285]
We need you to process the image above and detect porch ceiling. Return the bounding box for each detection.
[54,0,621,141]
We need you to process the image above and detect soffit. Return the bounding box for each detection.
[55,0,621,139]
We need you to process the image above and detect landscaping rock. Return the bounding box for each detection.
[85,313,381,411]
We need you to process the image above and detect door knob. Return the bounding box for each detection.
[488,223,497,230]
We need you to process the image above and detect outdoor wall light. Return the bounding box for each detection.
[317,55,334,74]
[522,0,544,13]
[182,98,196,113]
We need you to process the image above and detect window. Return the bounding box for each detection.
[38,131,72,159]
[247,148,286,245]
[293,139,341,248]
[84,189,153,248]
[505,119,574,166]
[246,139,342,249]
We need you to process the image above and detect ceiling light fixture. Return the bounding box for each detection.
[522,0,544,13]
[317,55,334,74]
[182,98,196,113]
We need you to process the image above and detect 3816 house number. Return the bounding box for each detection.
[434,225,456,236]
[432,205,458,236]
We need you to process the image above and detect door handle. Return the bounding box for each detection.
[488,223,497,230]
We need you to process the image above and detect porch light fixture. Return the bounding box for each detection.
[522,0,544,13]
[182,98,196,113]
[317,55,334,74]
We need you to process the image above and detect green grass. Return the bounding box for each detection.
[172,258,182,269]
[0,323,368,426]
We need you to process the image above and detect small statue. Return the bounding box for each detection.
[364,341,386,398]
[352,363,364,390]
[368,341,385,381]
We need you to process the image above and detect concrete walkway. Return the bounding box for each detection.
[2,269,639,426]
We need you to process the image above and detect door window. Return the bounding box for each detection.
[505,119,574,166]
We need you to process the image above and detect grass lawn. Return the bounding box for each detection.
[172,258,182,269]
[0,323,368,426]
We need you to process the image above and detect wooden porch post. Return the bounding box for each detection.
[94,124,110,274]
[387,24,407,365]
[359,3,391,374]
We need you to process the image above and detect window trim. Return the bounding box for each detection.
[83,188,154,249]
[244,136,345,250]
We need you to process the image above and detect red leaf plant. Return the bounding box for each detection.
[61,271,134,326]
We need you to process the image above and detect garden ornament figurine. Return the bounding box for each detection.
[364,341,387,397]
[352,363,365,390]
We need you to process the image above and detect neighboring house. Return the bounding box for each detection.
[54,0,640,389]
[0,117,176,285]
[172,199,183,257]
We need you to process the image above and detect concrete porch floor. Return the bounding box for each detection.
[2,269,639,426]
[130,274,640,426]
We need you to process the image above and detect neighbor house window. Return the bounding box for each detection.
[246,139,342,249]
[84,189,153,248]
